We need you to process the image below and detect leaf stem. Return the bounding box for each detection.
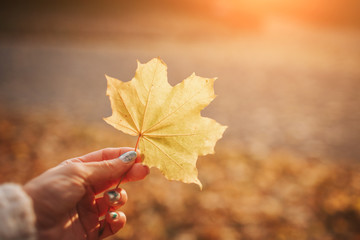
[99,135,141,237]
[135,134,141,150]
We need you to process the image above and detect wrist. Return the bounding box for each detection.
[0,183,37,240]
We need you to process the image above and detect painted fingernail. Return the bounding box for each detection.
[109,212,118,219]
[107,190,120,201]
[119,151,137,163]
[106,190,122,206]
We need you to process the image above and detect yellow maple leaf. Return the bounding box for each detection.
[104,58,227,188]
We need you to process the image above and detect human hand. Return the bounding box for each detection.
[24,147,149,240]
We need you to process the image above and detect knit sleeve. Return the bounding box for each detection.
[0,183,37,240]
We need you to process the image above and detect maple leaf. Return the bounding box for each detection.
[104,58,227,188]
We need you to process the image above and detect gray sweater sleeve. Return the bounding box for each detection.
[0,183,37,240]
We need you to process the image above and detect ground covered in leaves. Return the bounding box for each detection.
[1,108,360,240]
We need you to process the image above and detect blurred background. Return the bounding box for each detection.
[1,0,360,239]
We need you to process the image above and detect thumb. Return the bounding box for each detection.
[83,151,138,194]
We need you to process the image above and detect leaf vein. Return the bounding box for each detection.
[111,84,140,133]
[143,80,208,134]
[106,118,138,135]
[145,133,199,138]
[143,136,184,170]
[140,60,159,132]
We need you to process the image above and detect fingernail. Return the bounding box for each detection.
[107,190,120,201]
[119,151,137,163]
[109,212,118,219]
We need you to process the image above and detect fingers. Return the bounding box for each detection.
[99,211,126,239]
[59,148,149,194]
[97,188,127,239]
[96,188,127,216]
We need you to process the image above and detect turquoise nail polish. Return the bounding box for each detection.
[107,190,120,201]
[109,212,118,219]
[106,190,122,206]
